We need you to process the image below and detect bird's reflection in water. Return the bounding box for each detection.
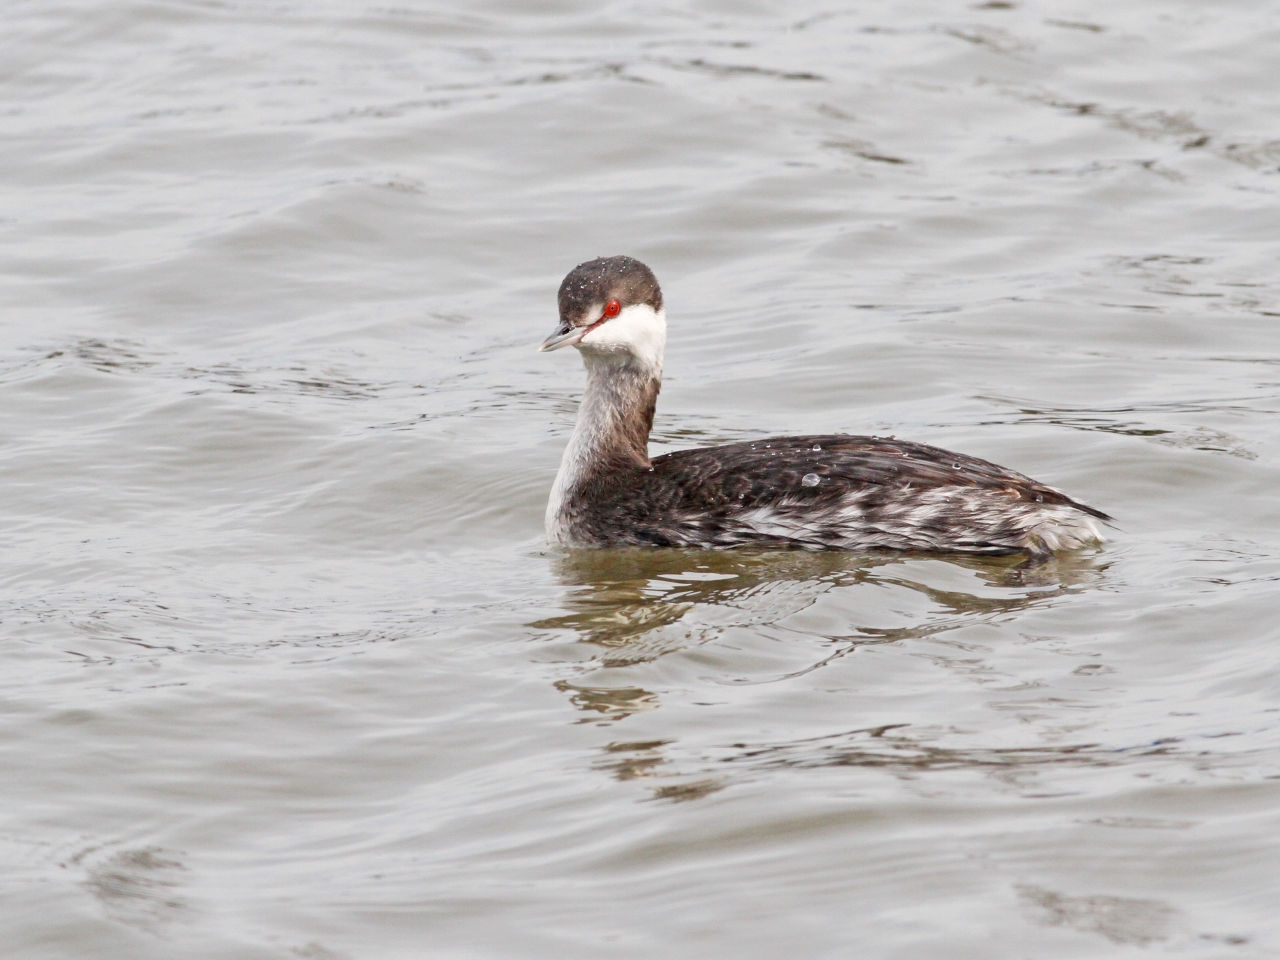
[535,546,1110,654]
[532,547,1111,798]
[723,723,1131,787]
[552,680,660,722]
[591,738,726,802]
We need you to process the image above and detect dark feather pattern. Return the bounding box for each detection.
[543,256,1111,557]
[558,434,1111,555]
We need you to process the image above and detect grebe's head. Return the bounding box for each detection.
[539,255,666,371]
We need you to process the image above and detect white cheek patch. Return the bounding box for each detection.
[579,304,666,374]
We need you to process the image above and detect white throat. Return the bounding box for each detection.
[576,303,666,377]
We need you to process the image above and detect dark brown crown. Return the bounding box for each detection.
[557,256,663,325]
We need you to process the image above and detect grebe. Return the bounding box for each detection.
[540,255,1110,556]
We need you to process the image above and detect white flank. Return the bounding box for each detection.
[730,487,1106,553]
[1026,506,1108,551]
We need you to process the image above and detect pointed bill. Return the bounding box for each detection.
[539,320,585,352]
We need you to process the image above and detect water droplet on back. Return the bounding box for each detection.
[801,472,820,487]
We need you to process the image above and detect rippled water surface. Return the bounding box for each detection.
[4,1,1280,957]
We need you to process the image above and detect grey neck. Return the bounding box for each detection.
[546,355,660,542]
[569,356,659,474]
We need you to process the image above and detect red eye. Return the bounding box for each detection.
[603,298,621,318]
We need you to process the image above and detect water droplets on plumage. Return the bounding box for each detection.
[801,472,821,488]
[811,444,822,452]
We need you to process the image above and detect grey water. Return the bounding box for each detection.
[3,1,1279,957]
